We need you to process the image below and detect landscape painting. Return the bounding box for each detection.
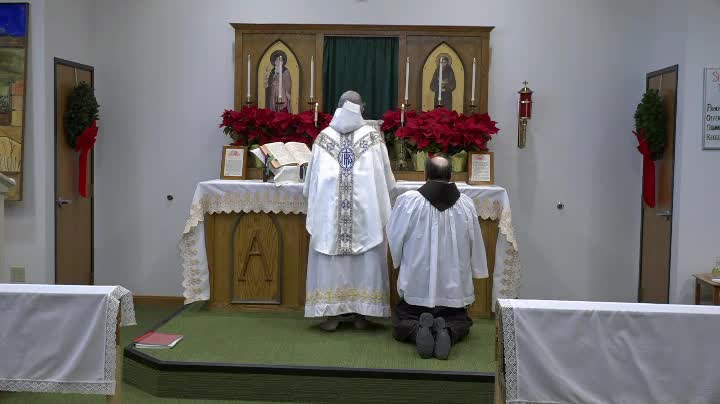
[0,3,28,201]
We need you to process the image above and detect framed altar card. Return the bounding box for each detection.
[221,145,247,179]
[467,151,494,185]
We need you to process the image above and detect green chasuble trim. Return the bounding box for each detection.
[323,36,399,120]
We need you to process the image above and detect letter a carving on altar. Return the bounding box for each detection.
[239,231,274,282]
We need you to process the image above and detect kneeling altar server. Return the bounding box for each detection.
[303,91,395,330]
[387,156,488,359]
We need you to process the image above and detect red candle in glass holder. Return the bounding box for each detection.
[519,82,533,119]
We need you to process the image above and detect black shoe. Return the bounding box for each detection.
[415,313,435,359]
[433,317,451,360]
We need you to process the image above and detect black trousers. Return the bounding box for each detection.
[392,300,473,345]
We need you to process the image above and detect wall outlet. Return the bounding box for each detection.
[10,267,25,283]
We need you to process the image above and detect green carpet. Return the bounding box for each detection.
[144,304,495,373]
[0,303,275,404]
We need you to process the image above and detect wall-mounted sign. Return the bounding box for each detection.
[703,68,720,150]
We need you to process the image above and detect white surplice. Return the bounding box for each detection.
[303,102,395,318]
[387,190,488,308]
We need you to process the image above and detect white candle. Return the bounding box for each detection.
[314,103,318,125]
[247,55,251,98]
[277,60,283,103]
[401,109,405,126]
[438,57,443,103]
[471,58,476,103]
[404,57,410,101]
[310,56,315,99]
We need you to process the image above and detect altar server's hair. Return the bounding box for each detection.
[426,155,452,182]
[338,91,364,113]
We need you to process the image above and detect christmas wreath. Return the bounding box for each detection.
[632,89,666,208]
[64,82,99,198]
[64,82,99,148]
[634,90,666,160]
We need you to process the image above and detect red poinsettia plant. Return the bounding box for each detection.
[393,107,499,154]
[219,107,332,147]
[381,108,419,148]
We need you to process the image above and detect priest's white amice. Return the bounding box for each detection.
[387,191,489,308]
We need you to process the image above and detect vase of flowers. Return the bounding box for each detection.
[393,107,499,172]
[450,150,468,172]
[381,109,417,166]
[219,107,332,150]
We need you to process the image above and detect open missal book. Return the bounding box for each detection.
[133,331,184,349]
[259,142,312,169]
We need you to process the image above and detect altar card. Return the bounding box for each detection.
[467,151,494,185]
[221,145,247,180]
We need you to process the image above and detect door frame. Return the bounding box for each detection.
[637,64,679,302]
[53,58,95,284]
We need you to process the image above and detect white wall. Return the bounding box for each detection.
[4,0,95,283]
[91,0,653,298]
[667,0,720,303]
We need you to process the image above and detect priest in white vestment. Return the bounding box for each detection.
[387,156,488,359]
[303,91,396,330]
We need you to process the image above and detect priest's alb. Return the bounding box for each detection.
[387,181,488,308]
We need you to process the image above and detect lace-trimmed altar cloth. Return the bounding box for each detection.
[0,284,136,395]
[180,179,521,308]
[498,299,720,404]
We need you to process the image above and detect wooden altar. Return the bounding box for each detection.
[203,169,498,318]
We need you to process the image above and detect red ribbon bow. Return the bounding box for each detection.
[633,129,655,208]
[75,120,98,198]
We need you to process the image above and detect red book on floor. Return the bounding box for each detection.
[133,331,183,349]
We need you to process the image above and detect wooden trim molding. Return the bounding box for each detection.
[231,23,494,37]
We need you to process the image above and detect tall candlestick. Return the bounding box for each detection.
[438,57,443,103]
[277,60,283,103]
[471,57,476,103]
[314,103,318,126]
[404,57,410,101]
[247,55,251,98]
[310,56,315,99]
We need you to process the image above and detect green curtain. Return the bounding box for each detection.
[323,37,398,120]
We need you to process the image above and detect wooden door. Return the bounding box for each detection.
[639,66,678,303]
[55,59,94,285]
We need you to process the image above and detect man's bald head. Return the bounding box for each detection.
[425,155,452,182]
[338,91,364,113]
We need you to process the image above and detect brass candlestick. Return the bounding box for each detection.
[468,103,477,114]
[308,98,319,127]
[245,95,254,107]
[397,101,410,170]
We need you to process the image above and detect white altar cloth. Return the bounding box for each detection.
[180,179,520,308]
[0,284,136,395]
[498,299,720,404]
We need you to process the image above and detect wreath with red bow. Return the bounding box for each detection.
[633,89,666,208]
[64,82,99,198]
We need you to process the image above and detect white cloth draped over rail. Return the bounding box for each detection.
[0,284,136,395]
[498,299,720,404]
[180,179,521,308]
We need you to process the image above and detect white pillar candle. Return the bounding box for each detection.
[278,60,283,103]
[314,103,318,125]
[471,58,476,103]
[247,55,251,98]
[438,57,443,103]
[310,56,315,99]
[404,57,410,101]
